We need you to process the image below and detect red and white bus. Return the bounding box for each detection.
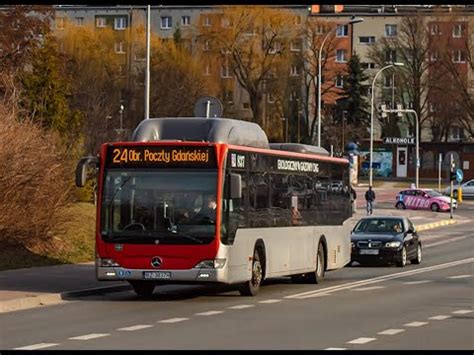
[76,117,353,297]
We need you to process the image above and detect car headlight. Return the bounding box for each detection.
[385,241,401,248]
[194,259,226,269]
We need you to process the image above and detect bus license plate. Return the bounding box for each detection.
[143,271,171,280]
[360,249,379,255]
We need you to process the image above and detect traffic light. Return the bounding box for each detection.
[449,161,456,181]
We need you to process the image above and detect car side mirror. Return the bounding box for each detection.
[407,229,415,234]
[75,156,99,187]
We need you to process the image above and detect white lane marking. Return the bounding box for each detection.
[258,299,282,304]
[228,304,255,310]
[448,275,472,279]
[117,324,153,331]
[425,236,469,248]
[402,280,432,285]
[158,317,189,323]
[429,315,452,320]
[69,333,110,340]
[347,337,377,344]
[404,321,428,327]
[325,348,347,350]
[14,343,59,350]
[410,216,424,220]
[285,258,474,299]
[378,329,405,335]
[351,286,385,292]
[452,310,473,315]
[195,310,224,316]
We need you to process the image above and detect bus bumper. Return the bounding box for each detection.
[97,266,221,282]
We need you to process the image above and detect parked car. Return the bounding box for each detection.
[445,179,474,199]
[350,216,422,267]
[395,188,457,212]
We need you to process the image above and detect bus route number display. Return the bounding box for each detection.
[106,146,217,169]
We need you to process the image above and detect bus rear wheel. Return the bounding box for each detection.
[130,281,155,298]
[306,242,325,284]
[239,249,263,296]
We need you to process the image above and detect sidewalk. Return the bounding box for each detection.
[0,262,129,314]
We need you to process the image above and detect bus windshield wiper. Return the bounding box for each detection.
[169,227,203,244]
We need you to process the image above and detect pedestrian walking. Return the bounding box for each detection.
[365,186,376,215]
[350,186,357,213]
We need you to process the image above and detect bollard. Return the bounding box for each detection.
[458,187,463,203]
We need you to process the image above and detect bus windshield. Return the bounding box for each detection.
[100,169,218,245]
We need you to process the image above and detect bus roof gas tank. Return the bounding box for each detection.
[270,143,329,157]
[131,117,269,149]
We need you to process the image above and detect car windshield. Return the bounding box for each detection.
[353,218,404,234]
[426,189,443,197]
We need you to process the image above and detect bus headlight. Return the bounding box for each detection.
[385,241,401,248]
[98,258,121,267]
[194,259,226,269]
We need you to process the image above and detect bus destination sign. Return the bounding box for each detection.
[106,146,217,169]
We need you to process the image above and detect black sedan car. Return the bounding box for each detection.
[350,216,422,267]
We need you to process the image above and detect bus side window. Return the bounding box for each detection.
[222,171,247,245]
[249,171,270,228]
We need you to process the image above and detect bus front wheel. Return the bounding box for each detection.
[239,249,263,296]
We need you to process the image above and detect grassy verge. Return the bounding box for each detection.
[0,202,96,271]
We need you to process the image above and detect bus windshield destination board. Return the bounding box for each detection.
[106,145,217,169]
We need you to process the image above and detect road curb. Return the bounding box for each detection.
[0,284,131,314]
[416,219,457,231]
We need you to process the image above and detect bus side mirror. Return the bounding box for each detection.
[75,156,99,187]
[229,173,242,199]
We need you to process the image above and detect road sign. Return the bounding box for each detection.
[455,168,463,183]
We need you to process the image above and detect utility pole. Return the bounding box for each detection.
[438,153,442,192]
[450,153,454,219]
[144,4,151,119]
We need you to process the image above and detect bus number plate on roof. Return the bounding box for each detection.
[106,146,217,169]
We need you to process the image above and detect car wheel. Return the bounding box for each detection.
[396,245,407,267]
[430,203,440,212]
[239,249,263,296]
[396,201,406,210]
[130,281,155,298]
[453,190,458,199]
[411,244,422,264]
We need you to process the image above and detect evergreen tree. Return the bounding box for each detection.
[344,54,370,126]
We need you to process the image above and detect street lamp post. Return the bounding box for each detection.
[316,16,363,147]
[405,109,420,188]
[369,62,404,187]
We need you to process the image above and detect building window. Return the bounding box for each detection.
[222,17,230,28]
[96,17,106,28]
[450,126,463,140]
[335,74,344,88]
[221,64,231,78]
[336,24,348,37]
[383,74,393,88]
[359,36,375,45]
[385,24,397,37]
[294,15,301,26]
[385,49,397,63]
[204,64,211,76]
[452,24,464,38]
[430,50,439,62]
[181,16,190,26]
[56,17,65,30]
[430,24,440,35]
[336,49,347,63]
[114,17,127,30]
[429,102,438,112]
[269,41,281,54]
[290,65,300,76]
[75,17,84,26]
[203,15,211,27]
[203,40,210,51]
[290,40,301,52]
[160,16,172,29]
[316,24,325,35]
[242,102,250,110]
[361,62,375,69]
[452,50,466,63]
[115,42,125,54]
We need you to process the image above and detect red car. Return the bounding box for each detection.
[395,188,457,212]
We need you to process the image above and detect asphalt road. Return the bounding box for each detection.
[1,204,473,350]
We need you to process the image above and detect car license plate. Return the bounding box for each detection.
[360,249,379,255]
[143,271,171,280]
